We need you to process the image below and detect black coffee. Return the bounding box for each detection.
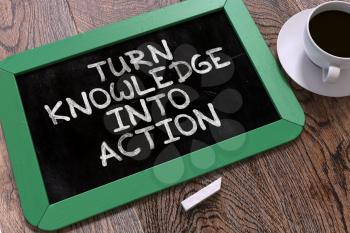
[309,10,350,57]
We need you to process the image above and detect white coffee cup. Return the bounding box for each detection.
[304,1,350,83]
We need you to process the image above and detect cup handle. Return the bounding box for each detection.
[322,65,341,83]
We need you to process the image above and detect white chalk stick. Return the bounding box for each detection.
[181,177,222,211]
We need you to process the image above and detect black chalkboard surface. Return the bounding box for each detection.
[16,11,279,203]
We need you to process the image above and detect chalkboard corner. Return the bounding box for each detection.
[281,104,305,129]
[21,204,49,231]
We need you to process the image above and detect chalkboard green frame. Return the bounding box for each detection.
[0,0,304,230]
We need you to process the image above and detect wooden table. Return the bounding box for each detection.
[0,0,349,232]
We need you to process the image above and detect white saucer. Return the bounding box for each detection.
[277,9,350,97]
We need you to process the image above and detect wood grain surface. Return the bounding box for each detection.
[0,0,349,232]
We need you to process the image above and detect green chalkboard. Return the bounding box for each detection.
[0,0,304,230]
